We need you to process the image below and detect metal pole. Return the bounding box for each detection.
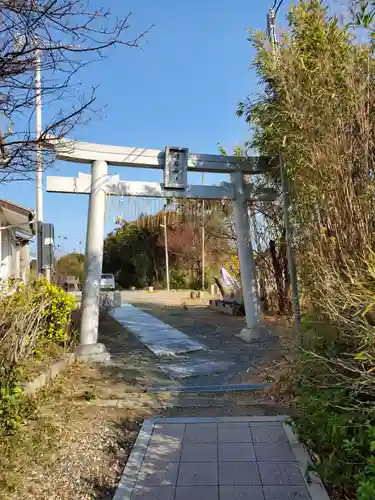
[78,160,110,361]
[35,44,44,278]
[201,172,205,290]
[163,213,170,291]
[268,8,301,330]
[231,170,261,340]
[280,153,301,327]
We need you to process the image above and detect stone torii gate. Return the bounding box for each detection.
[46,137,276,361]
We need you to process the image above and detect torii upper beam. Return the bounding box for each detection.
[44,135,276,174]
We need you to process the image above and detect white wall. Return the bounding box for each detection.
[0,214,31,289]
[0,227,23,281]
[0,225,11,281]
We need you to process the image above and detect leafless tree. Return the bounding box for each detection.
[0,0,151,182]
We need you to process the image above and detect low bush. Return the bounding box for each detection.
[169,268,188,289]
[10,279,77,345]
[0,280,77,435]
[0,372,36,435]
[281,242,375,500]
[291,354,374,498]
[290,311,375,499]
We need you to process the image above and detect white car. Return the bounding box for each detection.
[100,273,115,290]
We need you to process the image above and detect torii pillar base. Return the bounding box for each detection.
[236,326,270,344]
[74,343,111,363]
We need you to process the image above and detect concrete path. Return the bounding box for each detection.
[111,303,206,356]
[113,417,329,500]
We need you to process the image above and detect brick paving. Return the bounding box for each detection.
[115,418,329,500]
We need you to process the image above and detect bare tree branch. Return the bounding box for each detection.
[0,0,152,182]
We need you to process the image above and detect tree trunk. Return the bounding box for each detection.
[279,230,292,313]
[270,239,285,314]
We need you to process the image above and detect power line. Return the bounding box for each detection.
[272,0,285,15]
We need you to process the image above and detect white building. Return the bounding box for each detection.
[0,199,35,289]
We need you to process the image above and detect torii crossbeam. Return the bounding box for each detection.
[46,137,277,361]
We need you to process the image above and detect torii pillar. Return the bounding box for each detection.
[76,159,110,362]
[231,171,265,342]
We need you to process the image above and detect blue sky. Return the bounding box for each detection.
[2,0,288,255]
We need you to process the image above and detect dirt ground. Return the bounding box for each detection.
[0,292,294,500]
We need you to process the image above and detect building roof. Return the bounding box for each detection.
[0,198,35,237]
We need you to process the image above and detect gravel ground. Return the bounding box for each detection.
[0,366,154,500]
[24,407,141,500]
[118,291,293,418]
[121,291,288,387]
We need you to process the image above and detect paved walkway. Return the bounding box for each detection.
[113,417,329,500]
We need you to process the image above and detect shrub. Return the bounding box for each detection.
[37,279,77,343]
[290,309,375,499]
[1,286,48,367]
[237,1,375,497]
[292,376,372,496]
[0,281,76,435]
[9,279,77,345]
[0,372,36,435]
[170,268,188,289]
[357,426,375,500]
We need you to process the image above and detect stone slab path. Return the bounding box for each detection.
[111,303,206,356]
[113,417,330,500]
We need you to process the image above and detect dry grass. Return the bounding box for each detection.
[22,342,68,380]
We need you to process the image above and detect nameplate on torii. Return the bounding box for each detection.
[46,172,277,202]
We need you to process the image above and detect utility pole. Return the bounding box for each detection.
[201,173,205,290]
[267,7,301,330]
[267,8,278,60]
[162,213,170,291]
[35,41,44,279]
